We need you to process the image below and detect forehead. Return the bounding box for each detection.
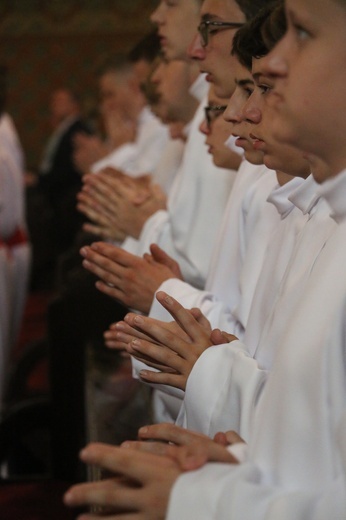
[201,0,243,19]
[251,57,267,78]
[235,60,253,82]
[286,0,346,29]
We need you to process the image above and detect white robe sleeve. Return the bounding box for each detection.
[176,341,268,439]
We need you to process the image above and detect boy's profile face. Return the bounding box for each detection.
[152,60,193,123]
[248,58,309,177]
[188,0,245,98]
[151,0,201,61]
[263,0,346,179]
[223,62,263,165]
[200,87,236,169]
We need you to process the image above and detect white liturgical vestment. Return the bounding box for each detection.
[91,106,170,177]
[124,78,235,289]
[0,114,31,408]
[132,170,306,421]
[167,170,346,520]
[179,175,336,439]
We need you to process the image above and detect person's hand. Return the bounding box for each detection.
[101,181,166,239]
[78,171,166,240]
[122,423,239,471]
[77,170,154,241]
[117,291,214,390]
[144,243,183,280]
[77,186,127,242]
[210,328,238,345]
[80,243,179,314]
[63,443,180,519]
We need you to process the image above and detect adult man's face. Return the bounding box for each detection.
[151,0,201,61]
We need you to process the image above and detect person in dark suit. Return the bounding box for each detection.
[38,88,93,267]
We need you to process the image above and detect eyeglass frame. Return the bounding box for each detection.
[204,104,228,129]
[198,20,244,47]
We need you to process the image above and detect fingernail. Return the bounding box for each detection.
[139,426,149,434]
[139,370,149,378]
[80,247,87,257]
[132,339,141,347]
[121,441,131,449]
[164,295,174,305]
[114,322,125,330]
[63,491,73,504]
[134,315,144,325]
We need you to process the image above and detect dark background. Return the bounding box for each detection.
[0,0,157,168]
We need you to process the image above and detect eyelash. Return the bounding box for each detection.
[244,87,254,98]
[291,20,311,41]
[258,85,272,95]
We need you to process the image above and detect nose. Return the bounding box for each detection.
[199,118,209,135]
[187,32,206,60]
[151,64,164,85]
[244,106,262,125]
[224,97,243,125]
[150,3,163,25]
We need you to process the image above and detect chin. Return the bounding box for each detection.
[245,151,263,165]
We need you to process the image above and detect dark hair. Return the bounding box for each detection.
[232,0,285,69]
[261,2,286,51]
[97,54,133,79]
[235,0,277,21]
[128,30,161,64]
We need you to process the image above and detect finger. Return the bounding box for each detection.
[80,246,125,279]
[103,330,128,350]
[155,292,212,347]
[123,315,191,359]
[210,329,237,345]
[138,369,186,390]
[149,244,175,267]
[177,440,238,471]
[137,424,208,446]
[128,349,177,372]
[224,430,245,445]
[121,441,180,459]
[128,339,186,372]
[189,307,212,332]
[114,319,161,344]
[89,243,139,269]
[79,443,175,482]
[82,223,113,240]
[213,432,229,446]
[64,479,139,515]
[95,281,127,302]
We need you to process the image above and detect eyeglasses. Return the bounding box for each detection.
[198,20,244,47]
[204,104,227,129]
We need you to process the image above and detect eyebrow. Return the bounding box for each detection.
[252,72,262,83]
[201,13,222,22]
[252,72,273,85]
[235,78,254,87]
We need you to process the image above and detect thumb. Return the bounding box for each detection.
[150,244,183,278]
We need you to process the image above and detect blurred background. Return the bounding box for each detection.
[0,0,157,169]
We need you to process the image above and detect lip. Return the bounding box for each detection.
[206,142,213,154]
[250,133,266,151]
[232,134,249,148]
[158,33,168,46]
[201,69,213,83]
